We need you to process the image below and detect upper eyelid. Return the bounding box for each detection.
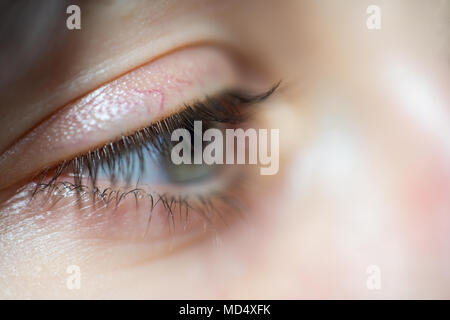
[0,15,237,155]
[40,87,278,193]
[0,46,272,190]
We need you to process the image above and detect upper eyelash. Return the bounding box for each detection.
[34,82,280,193]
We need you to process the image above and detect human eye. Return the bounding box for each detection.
[0,45,279,258]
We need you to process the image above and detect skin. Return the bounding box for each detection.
[0,0,449,299]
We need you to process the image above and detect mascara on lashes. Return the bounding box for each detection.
[34,83,279,196]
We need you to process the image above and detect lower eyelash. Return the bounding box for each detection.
[31,168,251,237]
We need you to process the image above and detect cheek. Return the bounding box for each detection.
[399,150,450,252]
[376,62,450,259]
[125,174,289,299]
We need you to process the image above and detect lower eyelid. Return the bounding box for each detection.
[28,164,251,243]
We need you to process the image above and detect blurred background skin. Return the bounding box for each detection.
[0,0,448,298]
